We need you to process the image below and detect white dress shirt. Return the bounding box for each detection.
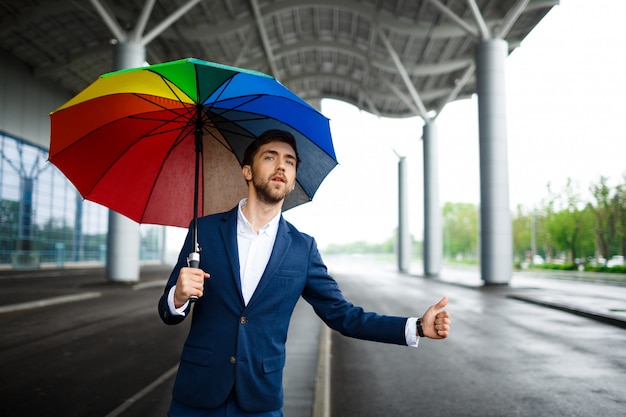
[236,199,280,305]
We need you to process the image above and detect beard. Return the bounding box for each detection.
[252,174,294,205]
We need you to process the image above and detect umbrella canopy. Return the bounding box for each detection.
[49,58,337,229]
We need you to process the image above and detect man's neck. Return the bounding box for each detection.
[241,198,281,233]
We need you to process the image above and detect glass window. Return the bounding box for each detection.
[0,132,162,267]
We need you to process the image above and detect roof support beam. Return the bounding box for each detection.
[433,62,475,118]
[466,0,491,40]
[132,0,156,43]
[378,29,428,120]
[142,0,203,45]
[89,0,202,46]
[360,93,382,117]
[89,0,127,42]
[495,0,531,38]
[233,30,255,67]
[426,0,480,39]
[250,0,280,77]
[384,80,420,116]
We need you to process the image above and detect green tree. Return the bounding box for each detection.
[512,204,532,262]
[590,176,613,260]
[442,202,478,260]
[543,178,594,264]
[612,176,626,256]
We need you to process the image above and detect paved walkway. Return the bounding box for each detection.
[425,263,626,329]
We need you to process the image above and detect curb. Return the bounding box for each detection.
[312,325,331,417]
[507,294,626,329]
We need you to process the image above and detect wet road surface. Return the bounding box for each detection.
[327,258,626,417]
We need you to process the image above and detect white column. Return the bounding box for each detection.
[106,42,145,282]
[423,122,442,276]
[475,39,512,284]
[397,156,410,273]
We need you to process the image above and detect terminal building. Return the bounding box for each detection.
[0,0,557,284]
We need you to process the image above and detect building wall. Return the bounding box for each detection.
[0,49,71,149]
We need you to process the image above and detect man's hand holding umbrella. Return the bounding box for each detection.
[173,267,210,309]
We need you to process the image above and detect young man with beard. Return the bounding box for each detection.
[159,129,451,416]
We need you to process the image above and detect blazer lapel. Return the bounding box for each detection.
[219,208,244,304]
[245,216,292,309]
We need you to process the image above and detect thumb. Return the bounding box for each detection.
[434,296,448,310]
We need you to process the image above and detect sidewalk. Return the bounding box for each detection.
[424,263,626,329]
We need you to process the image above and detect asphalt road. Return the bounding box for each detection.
[2,260,626,417]
[0,266,188,417]
[0,264,320,417]
[326,258,626,417]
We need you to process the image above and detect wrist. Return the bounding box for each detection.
[416,317,425,337]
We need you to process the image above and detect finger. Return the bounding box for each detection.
[186,280,203,298]
[436,311,451,320]
[182,268,206,282]
[435,316,449,325]
[192,269,210,280]
[435,320,451,330]
[182,266,205,277]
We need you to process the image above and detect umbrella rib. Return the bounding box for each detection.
[147,70,196,104]
[208,95,337,160]
[201,73,236,108]
[132,92,196,121]
[208,94,263,116]
[80,118,194,200]
[202,127,238,156]
[137,124,195,224]
[128,115,192,138]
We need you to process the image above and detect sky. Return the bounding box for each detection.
[167,0,626,252]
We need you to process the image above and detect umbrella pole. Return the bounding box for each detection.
[186,108,203,301]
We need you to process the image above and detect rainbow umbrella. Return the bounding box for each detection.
[49,58,336,267]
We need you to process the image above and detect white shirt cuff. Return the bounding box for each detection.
[405,317,420,347]
[168,285,189,316]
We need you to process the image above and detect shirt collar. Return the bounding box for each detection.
[237,198,281,235]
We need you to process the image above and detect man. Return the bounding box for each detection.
[159,129,451,416]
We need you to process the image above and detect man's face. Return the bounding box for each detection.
[245,140,297,204]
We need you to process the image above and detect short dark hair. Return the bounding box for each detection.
[242,129,300,168]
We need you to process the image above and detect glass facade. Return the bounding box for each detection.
[0,132,163,268]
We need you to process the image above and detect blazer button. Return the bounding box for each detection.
[230,356,237,364]
[240,316,247,325]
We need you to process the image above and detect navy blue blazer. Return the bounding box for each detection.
[158,207,408,413]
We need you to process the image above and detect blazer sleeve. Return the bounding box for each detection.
[157,225,194,325]
[301,238,408,346]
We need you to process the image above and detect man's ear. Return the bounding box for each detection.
[242,165,252,181]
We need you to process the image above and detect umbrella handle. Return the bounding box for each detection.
[186,107,203,305]
[187,251,200,302]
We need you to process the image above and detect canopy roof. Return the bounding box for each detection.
[0,0,557,118]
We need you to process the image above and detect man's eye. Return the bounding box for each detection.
[286,160,294,166]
